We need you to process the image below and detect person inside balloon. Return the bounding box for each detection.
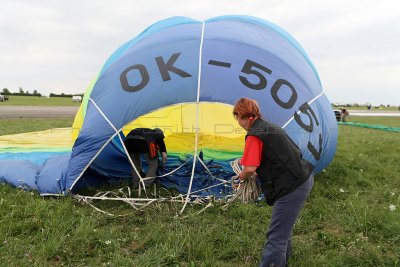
[340,108,349,122]
[123,128,167,188]
[233,97,314,267]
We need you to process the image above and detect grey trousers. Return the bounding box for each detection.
[260,174,314,267]
[130,153,158,188]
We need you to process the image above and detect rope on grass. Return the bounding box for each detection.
[73,157,261,215]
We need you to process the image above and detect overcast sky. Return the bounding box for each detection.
[1,0,399,105]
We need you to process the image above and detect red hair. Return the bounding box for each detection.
[233,98,262,119]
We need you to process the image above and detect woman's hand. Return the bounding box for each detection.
[239,166,257,181]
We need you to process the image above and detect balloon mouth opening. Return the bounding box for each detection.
[81,102,246,196]
[114,102,245,160]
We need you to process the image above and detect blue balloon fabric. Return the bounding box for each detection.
[0,15,338,195]
[66,15,337,191]
[0,160,40,190]
[36,154,70,195]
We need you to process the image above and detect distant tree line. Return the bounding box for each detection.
[2,87,41,96]
[49,93,73,98]
[2,87,83,98]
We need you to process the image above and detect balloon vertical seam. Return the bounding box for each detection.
[180,21,205,214]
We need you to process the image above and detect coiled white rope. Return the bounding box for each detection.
[222,159,261,209]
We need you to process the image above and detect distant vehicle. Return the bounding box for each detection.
[72,95,82,103]
[0,94,9,101]
[334,109,341,122]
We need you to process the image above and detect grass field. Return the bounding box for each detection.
[346,116,400,128]
[0,95,81,106]
[0,117,399,266]
[0,118,74,135]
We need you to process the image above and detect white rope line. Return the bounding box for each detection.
[197,156,231,185]
[74,181,227,203]
[116,133,148,196]
[72,145,191,198]
[180,21,206,214]
[75,195,180,202]
[71,131,190,198]
[81,198,116,216]
[75,171,231,204]
[40,193,64,197]
[70,98,141,190]
[282,91,324,129]
[89,97,145,192]
[72,156,229,212]
[134,157,191,181]
[89,98,118,132]
[70,131,119,190]
[70,98,120,190]
[74,194,208,216]
[173,180,230,198]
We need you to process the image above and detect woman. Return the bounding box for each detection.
[233,98,314,267]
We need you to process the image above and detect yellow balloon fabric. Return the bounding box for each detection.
[0,128,73,153]
[73,102,246,160]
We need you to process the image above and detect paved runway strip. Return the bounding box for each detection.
[0,106,79,118]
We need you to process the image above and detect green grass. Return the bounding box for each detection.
[346,116,400,128]
[0,118,74,135]
[1,118,399,266]
[0,95,81,106]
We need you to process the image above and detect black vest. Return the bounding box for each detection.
[125,128,165,158]
[246,119,314,205]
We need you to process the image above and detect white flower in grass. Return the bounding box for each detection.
[339,188,345,193]
[390,192,395,196]
[105,240,112,245]
[389,205,396,211]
